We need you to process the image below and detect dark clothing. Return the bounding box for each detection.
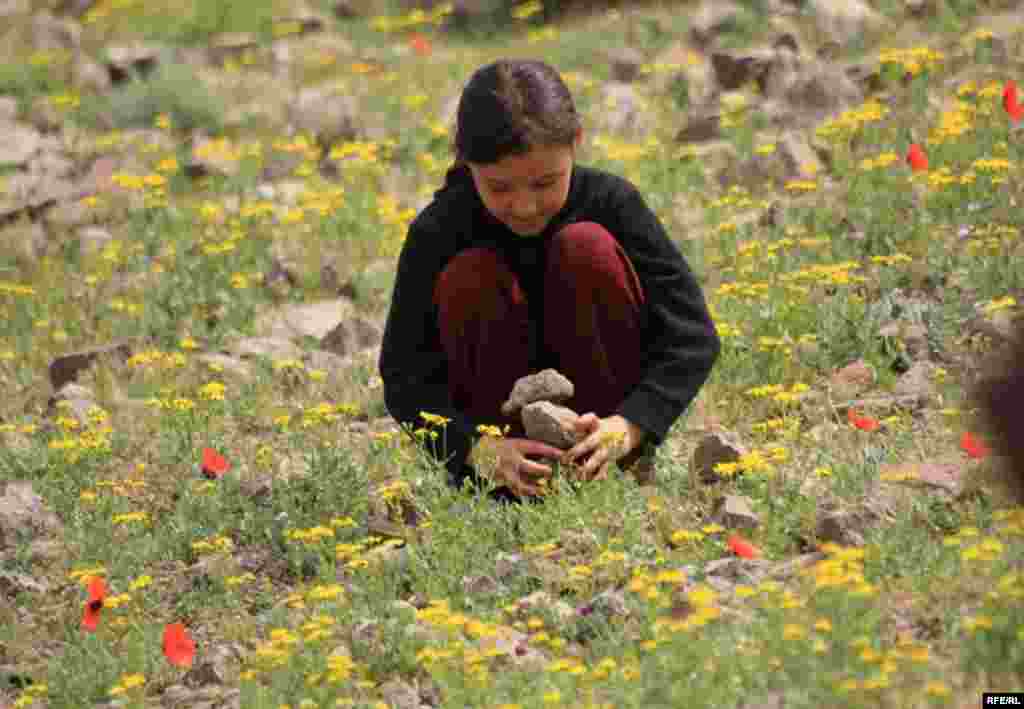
[378,162,720,487]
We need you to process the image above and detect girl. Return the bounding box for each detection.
[378,58,720,499]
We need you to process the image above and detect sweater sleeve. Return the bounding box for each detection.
[377,221,481,485]
[608,182,721,446]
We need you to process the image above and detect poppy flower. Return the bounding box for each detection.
[163,622,196,667]
[200,447,230,479]
[847,409,881,432]
[81,576,106,632]
[906,143,929,172]
[961,431,990,460]
[1003,80,1023,122]
[727,534,760,559]
[408,33,432,57]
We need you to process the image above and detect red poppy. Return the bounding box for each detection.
[847,409,881,432]
[906,143,929,172]
[163,622,196,667]
[408,33,432,57]
[727,534,760,559]
[201,447,230,479]
[81,576,106,632]
[961,431,990,460]
[1004,80,1023,122]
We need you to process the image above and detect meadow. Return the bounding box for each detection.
[1,0,1023,707]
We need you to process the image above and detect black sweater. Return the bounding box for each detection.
[378,162,721,483]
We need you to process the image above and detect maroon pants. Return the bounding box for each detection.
[433,222,646,441]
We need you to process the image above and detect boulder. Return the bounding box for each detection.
[691,431,747,482]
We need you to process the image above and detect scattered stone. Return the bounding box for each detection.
[879,462,963,495]
[0,570,49,596]
[104,42,162,83]
[675,110,721,143]
[893,360,935,400]
[183,644,237,687]
[691,431,747,482]
[0,97,17,122]
[333,0,360,19]
[816,507,872,547]
[228,336,303,362]
[714,494,760,530]
[768,552,827,580]
[689,0,744,48]
[0,482,64,550]
[807,0,885,47]
[320,316,382,360]
[501,369,574,417]
[2,219,49,267]
[379,679,421,709]
[30,11,80,52]
[596,81,650,138]
[828,359,876,400]
[0,121,41,167]
[609,47,644,83]
[521,401,579,449]
[704,557,771,584]
[777,132,824,180]
[291,87,361,150]
[195,353,254,381]
[462,574,504,597]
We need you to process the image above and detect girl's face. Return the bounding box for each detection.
[468,128,583,237]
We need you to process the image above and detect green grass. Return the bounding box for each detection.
[1,1,1024,707]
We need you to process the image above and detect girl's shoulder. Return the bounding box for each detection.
[572,163,644,207]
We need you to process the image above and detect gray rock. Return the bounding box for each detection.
[714,494,759,530]
[521,401,579,449]
[501,369,574,417]
[31,11,80,52]
[2,220,49,267]
[0,570,49,596]
[104,42,162,83]
[691,431,746,482]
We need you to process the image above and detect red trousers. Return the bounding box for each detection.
[433,222,646,441]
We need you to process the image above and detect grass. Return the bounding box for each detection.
[1,0,1024,707]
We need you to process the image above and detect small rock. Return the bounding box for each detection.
[501,369,574,417]
[829,359,876,400]
[691,431,747,482]
[0,97,17,122]
[0,482,64,549]
[676,110,721,143]
[609,47,644,83]
[777,132,824,180]
[333,0,360,19]
[462,574,503,597]
[893,360,935,402]
[379,679,421,709]
[714,494,760,530]
[228,337,303,362]
[48,341,132,391]
[76,226,113,255]
[0,570,49,596]
[521,401,579,449]
[704,557,770,583]
[807,0,885,47]
[320,316,381,359]
[73,57,112,93]
[689,0,744,48]
[104,42,162,83]
[816,509,867,547]
[291,87,361,149]
[0,121,42,167]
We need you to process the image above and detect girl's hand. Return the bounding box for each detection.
[471,436,565,498]
[561,413,645,481]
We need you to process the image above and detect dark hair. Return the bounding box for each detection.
[441,59,581,187]
[974,319,1024,501]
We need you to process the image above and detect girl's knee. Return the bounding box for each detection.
[548,222,623,275]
